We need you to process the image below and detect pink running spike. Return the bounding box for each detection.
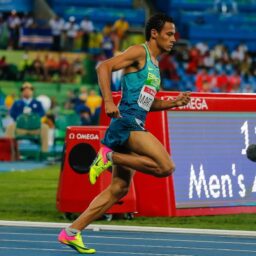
[101,145,112,164]
[58,229,76,242]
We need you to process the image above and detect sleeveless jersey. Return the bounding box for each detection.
[118,43,161,123]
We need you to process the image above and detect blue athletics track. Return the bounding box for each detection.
[1,221,256,256]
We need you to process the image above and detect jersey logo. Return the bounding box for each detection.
[144,86,155,96]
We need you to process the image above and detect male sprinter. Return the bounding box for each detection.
[58,13,190,254]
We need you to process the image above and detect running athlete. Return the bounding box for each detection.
[58,13,190,254]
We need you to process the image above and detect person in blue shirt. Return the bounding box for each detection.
[10,82,45,120]
[58,13,190,254]
[5,82,49,152]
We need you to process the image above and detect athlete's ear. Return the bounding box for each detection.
[151,29,158,39]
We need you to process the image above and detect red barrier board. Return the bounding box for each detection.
[100,92,256,216]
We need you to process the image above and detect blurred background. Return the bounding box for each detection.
[0,0,256,223]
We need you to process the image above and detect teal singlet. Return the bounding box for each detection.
[119,43,161,122]
[102,43,161,149]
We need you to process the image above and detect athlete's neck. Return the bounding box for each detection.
[145,41,161,59]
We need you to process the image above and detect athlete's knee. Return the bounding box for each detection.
[154,162,175,178]
[110,178,130,199]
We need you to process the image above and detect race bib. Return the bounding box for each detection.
[137,85,157,111]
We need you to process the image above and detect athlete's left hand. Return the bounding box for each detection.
[174,92,191,107]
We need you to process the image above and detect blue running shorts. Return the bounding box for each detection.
[101,116,147,150]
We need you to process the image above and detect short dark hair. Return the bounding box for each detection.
[145,13,174,41]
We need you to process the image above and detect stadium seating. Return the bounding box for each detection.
[0,0,32,12]
[49,0,145,29]
[152,0,256,51]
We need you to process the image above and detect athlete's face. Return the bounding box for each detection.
[155,22,176,52]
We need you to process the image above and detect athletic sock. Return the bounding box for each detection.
[65,227,80,236]
[106,151,113,162]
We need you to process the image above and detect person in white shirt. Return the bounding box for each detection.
[64,16,79,51]
[49,15,65,51]
[7,10,21,49]
[80,16,94,52]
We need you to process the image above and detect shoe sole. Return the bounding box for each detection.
[59,239,96,254]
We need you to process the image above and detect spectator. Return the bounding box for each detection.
[64,16,79,51]
[86,89,102,115]
[229,70,241,93]
[112,16,129,50]
[0,56,8,78]
[89,28,103,54]
[112,16,129,41]
[59,55,70,82]
[77,105,92,125]
[216,70,229,92]
[19,51,32,80]
[4,93,16,109]
[195,68,211,92]
[0,14,9,49]
[159,53,179,81]
[80,16,94,52]
[49,15,65,51]
[44,54,59,81]
[5,82,49,152]
[70,57,85,82]
[7,10,21,49]
[21,12,34,28]
[31,54,44,80]
[101,30,115,58]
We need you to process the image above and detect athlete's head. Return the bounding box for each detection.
[145,13,176,52]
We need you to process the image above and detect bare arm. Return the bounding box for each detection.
[96,45,145,118]
[150,92,191,111]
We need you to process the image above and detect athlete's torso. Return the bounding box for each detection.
[118,43,161,122]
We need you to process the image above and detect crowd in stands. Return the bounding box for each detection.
[0,10,130,54]
[1,81,103,155]
[0,52,85,83]
[160,42,256,93]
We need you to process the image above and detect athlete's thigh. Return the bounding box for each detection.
[126,131,171,164]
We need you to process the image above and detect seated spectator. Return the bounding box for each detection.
[4,93,16,109]
[77,105,92,125]
[59,55,70,82]
[86,89,102,115]
[0,56,8,78]
[44,54,59,81]
[89,29,103,54]
[70,57,85,82]
[101,30,115,59]
[159,53,179,81]
[216,70,229,92]
[195,68,211,92]
[0,55,18,80]
[228,70,241,92]
[31,54,44,80]
[19,51,33,80]
[5,82,49,152]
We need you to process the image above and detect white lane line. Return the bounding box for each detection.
[0,246,191,256]
[0,233,256,246]
[1,220,256,237]
[1,239,256,254]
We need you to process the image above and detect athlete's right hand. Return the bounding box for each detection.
[105,101,121,118]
